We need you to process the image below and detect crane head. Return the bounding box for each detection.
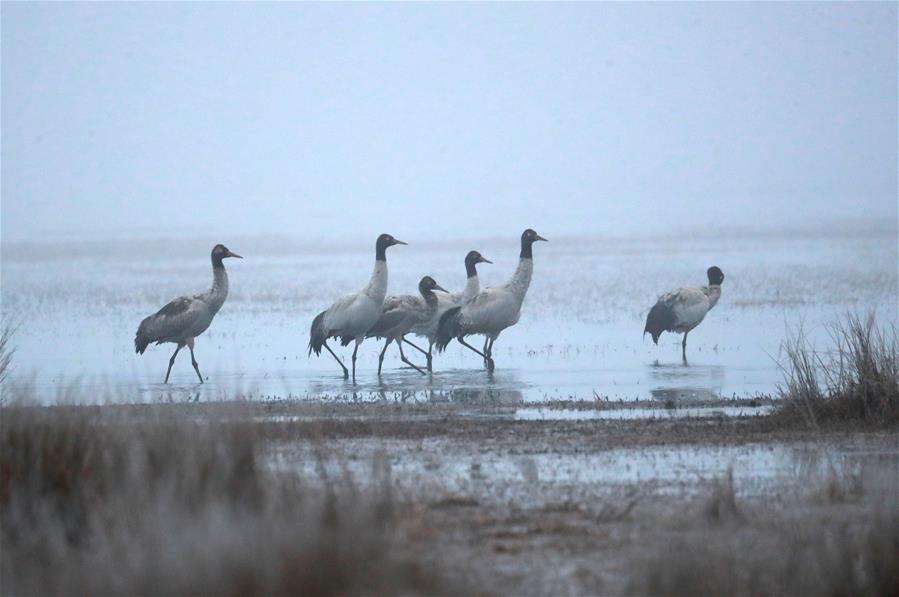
[212,244,243,260]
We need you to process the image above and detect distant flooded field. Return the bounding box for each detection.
[2,221,896,405]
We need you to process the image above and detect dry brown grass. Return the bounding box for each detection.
[0,403,447,596]
[628,469,899,596]
[775,312,899,427]
[0,324,15,387]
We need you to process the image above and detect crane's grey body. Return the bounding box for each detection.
[134,244,242,383]
[367,276,447,375]
[308,233,406,381]
[436,230,547,371]
[644,266,725,362]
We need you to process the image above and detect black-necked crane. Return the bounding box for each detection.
[366,276,448,375]
[407,250,492,371]
[644,266,725,362]
[134,244,242,383]
[436,229,547,371]
[308,233,406,381]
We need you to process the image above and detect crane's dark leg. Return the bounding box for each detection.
[482,338,489,366]
[458,337,489,361]
[164,343,183,384]
[485,338,496,371]
[402,338,432,372]
[398,341,426,375]
[187,340,204,384]
[323,341,349,379]
[427,342,433,372]
[377,339,391,376]
[351,340,360,382]
[682,331,689,364]
[403,338,428,356]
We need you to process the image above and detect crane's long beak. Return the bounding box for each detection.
[434,283,448,293]
[227,250,243,259]
[393,239,408,246]
[535,234,548,242]
[480,257,493,264]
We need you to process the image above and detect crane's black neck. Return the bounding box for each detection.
[376,242,388,262]
[465,256,479,279]
[212,255,226,270]
[422,288,438,306]
[520,239,535,260]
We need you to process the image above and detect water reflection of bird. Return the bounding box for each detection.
[134,244,242,383]
[308,233,406,381]
[436,229,548,370]
[408,250,492,371]
[366,276,448,375]
[644,266,725,362]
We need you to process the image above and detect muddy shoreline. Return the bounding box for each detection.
[3,399,897,594]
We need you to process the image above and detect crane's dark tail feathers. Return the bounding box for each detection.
[435,306,463,353]
[308,310,328,356]
[643,302,674,345]
[134,319,151,354]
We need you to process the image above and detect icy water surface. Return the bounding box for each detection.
[2,222,895,404]
[272,433,899,501]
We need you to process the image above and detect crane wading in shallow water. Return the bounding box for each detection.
[308,233,406,381]
[436,229,547,371]
[644,266,725,362]
[366,276,448,375]
[407,250,492,372]
[134,244,242,383]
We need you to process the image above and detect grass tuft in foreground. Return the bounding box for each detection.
[0,324,15,387]
[629,468,898,596]
[0,404,445,596]
[775,312,899,427]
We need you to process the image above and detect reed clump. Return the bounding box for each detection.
[775,312,899,427]
[0,404,441,596]
[629,469,898,596]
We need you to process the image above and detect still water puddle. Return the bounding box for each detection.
[273,436,899,502]
[514,404,773,420]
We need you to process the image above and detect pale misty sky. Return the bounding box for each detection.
[1,2,896,243]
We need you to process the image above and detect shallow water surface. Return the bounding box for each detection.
[2,223,895,404]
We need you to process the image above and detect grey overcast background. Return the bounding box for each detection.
[1,2,896,243]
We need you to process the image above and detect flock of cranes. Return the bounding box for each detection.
[134,230,725,383]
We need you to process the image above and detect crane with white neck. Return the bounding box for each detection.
[308,233,406,381]
[436,229,547,371]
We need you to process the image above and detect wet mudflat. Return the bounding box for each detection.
[256,401,897,594]
[36,397,892,595]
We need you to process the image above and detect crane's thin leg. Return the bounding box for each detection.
[186,338,203,384]
[682,331,689,364]
[164,343,183,384]
[485,338,496,371]
[403,338,428,356]
[482,337,490,366]
[427,342,433,372]
[351,340,361,383]
[377,339,391,376]
[323,341,349,379]
[458,337,489,360]
[398,341,426,375]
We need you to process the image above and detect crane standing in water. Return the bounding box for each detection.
[308,233,406,381]
[407,250,492,372]
[436,229,548,371]
[134,244,243,383]
[367,276,448,375]
[644,266,725,362]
